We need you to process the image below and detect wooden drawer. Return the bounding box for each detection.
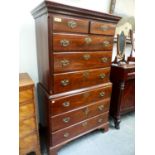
[20,132,38,150]
[50,84,112,116]
[90,21,116,35]
[53,68,110,93]
[53,15,89,33]
[53,51,112,73]
[20,117,36,138]
[51,99,110,131]
[53,33,113,51]
[52,112,109,145]
[19,102,35,120]
[19,89,33,103]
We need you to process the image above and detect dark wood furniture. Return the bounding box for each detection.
[110,64,135,129]
[32,1,120,154]
[19,73,41,155]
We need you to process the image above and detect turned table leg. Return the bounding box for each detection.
[114,117,121,129]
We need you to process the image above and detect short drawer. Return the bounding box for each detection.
[51,99,110,131]
[53,33,113,51]
[53,51,112,73]
[19,102,35,120]
[53,15,89,33]
[50,84,112,116]
[52,112,109,145]
[90,21,116,35]
[19,89,33,103]
[20,117,36,138]
[53,68,110,93]
[20,133,38,150]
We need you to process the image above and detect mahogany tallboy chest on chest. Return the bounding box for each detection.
[19,73,41,155]
[32,1,120,154]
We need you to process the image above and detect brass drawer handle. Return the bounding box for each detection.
[101,57,108,63]
[61,79,69,86]
[64,132,69,138]
[83,107,89,116]
[99,73,106,79]
[99,91,105,97]
[60,39,70,47]
[98,118,103,123]
[103,41,110,47]
[68,20,77,29]
[61,59,70,67]
[83,54,91,60]
[98,105,104,111]
[62,101,70,107]
[85,37,92,44]
[83,71,90,79]
[100,25,109,31]
[82,122,87,127]
[63,117,70,123]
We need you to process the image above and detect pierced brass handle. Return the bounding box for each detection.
[103,41,110,47]
[61,79,69,86]
[83,54,91,60]
[85,37,92,44]
[98,118,103,123]
[82,122,87,127]
[60,39,70,47]
[68,20,77,28]
[64,132,69,138]
[63,117,70,123]
[83,107,89,116]
[101,57,108,63]
[62,101,70,107]
[99,73,106,79]
[99,91,105,97]
[98,105,104,111]
[61,59,70,67]
[100,25,109,31]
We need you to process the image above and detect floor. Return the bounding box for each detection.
[41,112,135,155]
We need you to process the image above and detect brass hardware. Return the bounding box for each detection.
[83,54,91,60]
[85,37,92,44]
[98,118,103,123]
[99,91,105,97]
[61,79,69,86]
[82,122,87,127]
[64,132,69,138]
[83,92,89,98]
[99,73,106,79]
[101,57,108,63]
[100,25,109,31]
[61,59,70,67]
[83,71,90,79]
[83,107,89,116]
[68,20,77,28]
[103,41,110,47]
[98,105,104,111]
[60,39,70,47]
[62,101,70,107]
[63,117,70,123]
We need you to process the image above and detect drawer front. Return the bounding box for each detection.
[20,133,38,150]
[20,117,36,138]
[19,89,33,103]
[19,102,34,120]
[53,68,110,93]
[51,99,110,131]
[52,112,108,145]
[53,15,89,33]
[53,51,112,73]
[53,33,113,51]
[90,21,116,35]
[50,85,112,116]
